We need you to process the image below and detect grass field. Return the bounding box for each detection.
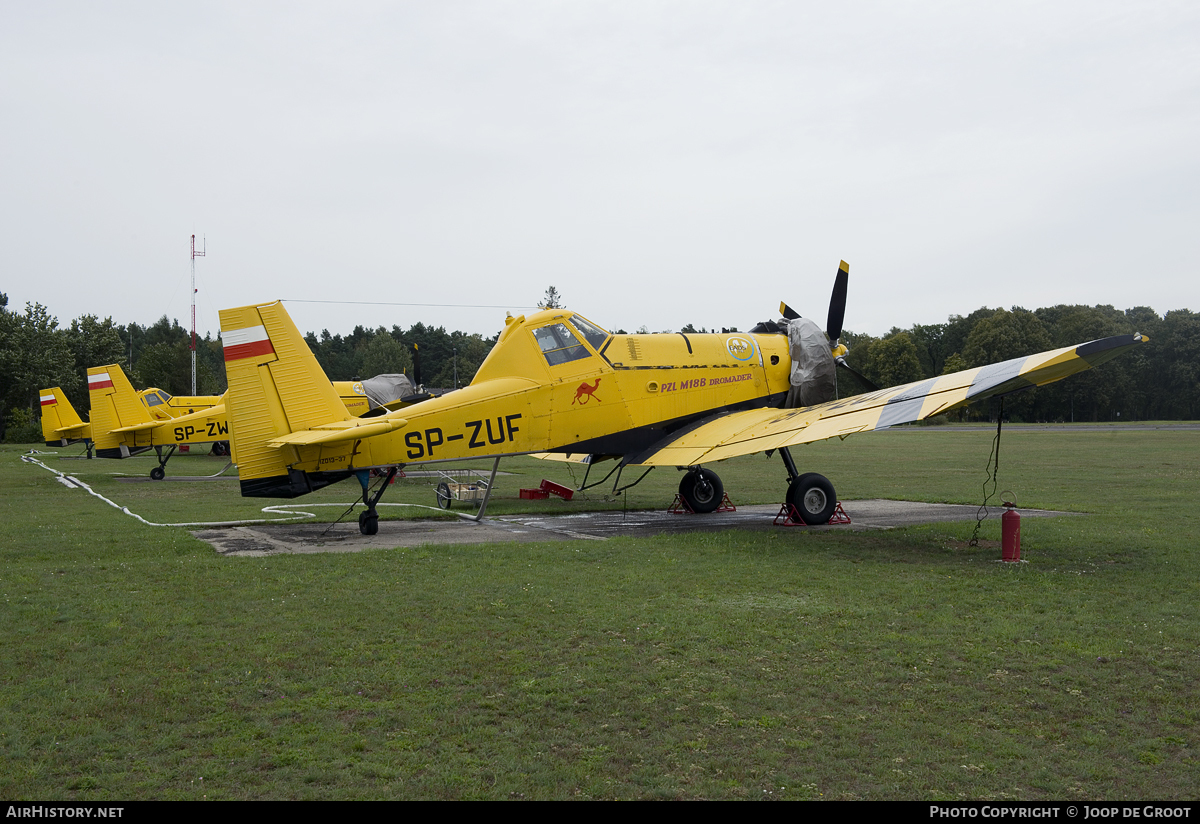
[1,426,1197,800]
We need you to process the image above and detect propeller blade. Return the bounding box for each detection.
[412,343,422,388]
[826,260,849,342]
[779,301,800,321]
[835,356,878,392]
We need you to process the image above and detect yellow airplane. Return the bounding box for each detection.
[86,364,233,478]
[40,387,92,449]
[82,363,425,479]
[136,386,222,422]
[41,380,224,453]
[217,263,1148,535]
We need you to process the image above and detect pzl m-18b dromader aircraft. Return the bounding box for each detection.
[86,364,232,478]
[76,363,426,479]
[218,262,1147,535]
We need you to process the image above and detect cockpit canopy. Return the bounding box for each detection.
[531,314,610,367]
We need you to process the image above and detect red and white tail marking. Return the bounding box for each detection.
[223,325,275,362]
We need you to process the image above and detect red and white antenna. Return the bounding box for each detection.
[190,233,205,395]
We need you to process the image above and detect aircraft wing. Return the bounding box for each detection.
[630,334,1147,467]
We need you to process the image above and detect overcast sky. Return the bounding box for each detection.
[3,1,1197,342]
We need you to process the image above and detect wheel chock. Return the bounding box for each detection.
[774,501,851,526]
[668,493,736,514]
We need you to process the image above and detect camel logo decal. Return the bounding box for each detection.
[572,378,602,405]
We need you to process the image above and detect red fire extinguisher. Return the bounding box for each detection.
[1001,493,1021,562]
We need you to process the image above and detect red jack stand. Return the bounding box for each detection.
[668,493,736,514]
[773,501,851,526]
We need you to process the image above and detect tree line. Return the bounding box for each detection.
[2,292,1196,441]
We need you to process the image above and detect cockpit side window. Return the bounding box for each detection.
[568,315,609,350]
[144,393,163,407]
[532,323,591,366]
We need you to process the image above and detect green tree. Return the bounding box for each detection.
[360,328,413,377]
[133,340,220,396]
[863,332,922,389]
[64,314,126,408]
[962,308,1053,367]
[0,301,74,415]
[431,332,492,389]
[961,309,1053,421]
[538,286,563,309]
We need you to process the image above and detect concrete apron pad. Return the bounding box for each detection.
[193,499,1075,556]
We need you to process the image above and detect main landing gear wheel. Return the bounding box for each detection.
[150,467,166,481]
[212,441,230,457]
[788,472,836,525]
[678,468,724,514]
[436,482,452,509]
[358,510,379,536]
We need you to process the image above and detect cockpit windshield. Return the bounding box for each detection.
[532,323,591,366]
[567,315,609,350]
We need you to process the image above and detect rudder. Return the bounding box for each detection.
[220,301,354,497]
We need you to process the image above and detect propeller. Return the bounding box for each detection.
[776,260,878,398]
[412,343,422,389]
[778,260,849,343]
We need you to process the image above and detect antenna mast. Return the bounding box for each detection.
[190,234,205,395]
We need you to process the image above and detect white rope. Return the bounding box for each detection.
[20,452,444,528]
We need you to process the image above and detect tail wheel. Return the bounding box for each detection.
[788,472,836,525]
[436,482,453,509]
[358,510,379,536]
[678,468,723,514]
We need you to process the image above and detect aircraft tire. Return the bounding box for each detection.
[150,467,166,481]
[436,482,453,509]
[788,473,836,525]
[358,510,379,536]
[212,441,230,457]
[679,468,723,514]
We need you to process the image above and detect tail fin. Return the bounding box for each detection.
[220,301,353,497]
[87,365,154,457]
[39,387,90,446]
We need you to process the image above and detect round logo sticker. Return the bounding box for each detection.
[352,382,365,395]
[725,336,755,362]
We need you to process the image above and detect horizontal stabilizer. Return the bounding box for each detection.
[110,421,163,434]
[266,417,408,447]
[530,452,594,464]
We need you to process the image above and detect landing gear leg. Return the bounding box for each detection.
[779,446,800,483]
[356,467,398,535]
[150,445,176,480]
